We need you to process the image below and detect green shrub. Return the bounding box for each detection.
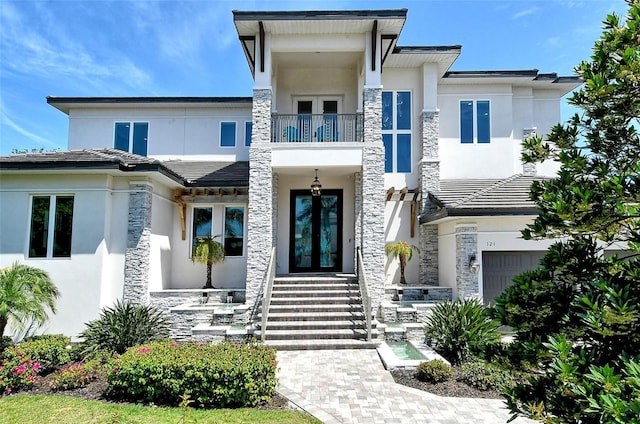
[106,341,278,408]
[80,300,171,355]
[49,359,104,391]
[415,359,453,383]
[460,358,517,391]
[5,334,70,374]
[424,298,501,364]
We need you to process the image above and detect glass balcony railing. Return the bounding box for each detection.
[271,113,364,143]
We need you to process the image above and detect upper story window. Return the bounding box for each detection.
[28,195,74,258]
[220,122,237,147]
[114,122,148,156]
[245,121,252,147]
[460,100,490,143]
[382,91,412,173]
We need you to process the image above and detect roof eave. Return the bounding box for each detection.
[420,207,539,224]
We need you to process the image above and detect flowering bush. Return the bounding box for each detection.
[106,341,278,408]
[5,335,71,374]
[49,360,104,391]
[0,356,41,394]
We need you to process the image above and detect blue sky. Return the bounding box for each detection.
[0,0,629,155]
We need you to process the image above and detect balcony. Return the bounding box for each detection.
[271,113,364,143]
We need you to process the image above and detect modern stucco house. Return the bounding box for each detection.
[0,9,581,345]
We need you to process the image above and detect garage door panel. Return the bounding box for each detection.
[482,251,546,304]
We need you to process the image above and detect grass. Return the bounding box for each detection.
[0,394,321,424]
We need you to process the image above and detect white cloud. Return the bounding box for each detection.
[512,7,539,19]
[0,102,61,150]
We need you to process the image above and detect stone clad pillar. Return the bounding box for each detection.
[455,224,479,299]
[361,86,385,315]
[123,181,153,304]
[419,110,440,285]
[246,88,273,308]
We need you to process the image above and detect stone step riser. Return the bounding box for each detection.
[272,286,359,292]
[264,340,380,350]
[271,291,360,298]
[264,333,367,341]
[264,322,367,331]
[263,314,366,322]
[270,297,361,305]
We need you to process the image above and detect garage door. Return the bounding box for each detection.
[482,251,546,304]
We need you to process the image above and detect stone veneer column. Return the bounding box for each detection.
[246,88,273,308]
[123,182,153,304]
[522,128,537,176]
[419,110,441,285]
[455,224,479,299]
[361,87,386,315]
[353,172,363,267]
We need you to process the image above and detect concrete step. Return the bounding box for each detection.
[270,296,361,305]
[271,289,360,298]
[264,311,366,321]
[263,328,368,340]
[268,303,363,313]
[265,338,380,350]
[264,320,367,331]
[274,275,357,284]
[272,283,358,291]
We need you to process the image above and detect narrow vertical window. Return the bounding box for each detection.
[28,195,74,258]
[460,101,474,143]
[52,196,74,257]
[396,91,411,130]
[396,134,412,173]
[383,134,393,173]
[245,121,252,147]
[114,122,130,152]
[224,207,244,256]
[220,122,237,147]
[132,122,149,156]
[28,196,51,258]
[477,100,491,143]
[382,91,393,130]
[192,207,212,249]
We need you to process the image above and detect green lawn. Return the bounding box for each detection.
[0,394,320,424]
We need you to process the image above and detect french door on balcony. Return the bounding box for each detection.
[289,189,342,273]
[293,96,342,142]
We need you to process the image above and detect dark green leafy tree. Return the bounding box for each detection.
[494,2,640,422]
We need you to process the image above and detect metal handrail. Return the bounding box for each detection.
[260,247,277,342]
[356,247,372,342]
[271,113,364,143]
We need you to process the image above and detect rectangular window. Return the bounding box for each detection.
[220,122,236,147]
[192,207,212,249]
[28,195,74,258]
[245,121,252,147]
[460,100,490,143]
[382,91,412,173]
[224,207,244,256]
[114,122,149,155]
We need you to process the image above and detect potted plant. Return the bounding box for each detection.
[385,241,419,285]
[191,235,225,289]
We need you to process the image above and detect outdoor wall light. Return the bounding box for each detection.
[310,169,322,197]
[468,254,480,273]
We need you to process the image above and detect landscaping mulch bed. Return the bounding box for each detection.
[390,366,502,399]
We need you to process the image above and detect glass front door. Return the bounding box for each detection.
[290,189,342,272]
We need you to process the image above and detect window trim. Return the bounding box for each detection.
[220,121,237,148]
[459,100,491,144]
[190,204,247,259]
[27,194,74,259]
[382,90,412,173]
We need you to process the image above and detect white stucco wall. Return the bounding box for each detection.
[67,105,252,161]
[384,200,420,285]
[149,183,175,291]
[0,173,129,338]
[169,202,248,289]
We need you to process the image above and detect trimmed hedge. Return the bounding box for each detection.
[106,341,277,408]
[460,358,517,391]
[4,334,70,375]
[415,359,453,383]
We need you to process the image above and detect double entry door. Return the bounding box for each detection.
[294,96,341,142]
[290,189,342,273]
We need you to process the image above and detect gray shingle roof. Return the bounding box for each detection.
[421,174,546,223]
[0,149,249,188]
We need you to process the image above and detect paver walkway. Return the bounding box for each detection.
[277,349,536,424]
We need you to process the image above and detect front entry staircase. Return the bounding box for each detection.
[258,274,379,350]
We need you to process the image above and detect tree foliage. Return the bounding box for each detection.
[495,2,640,422]
[191,235,225,289]
[0,262,60,339]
